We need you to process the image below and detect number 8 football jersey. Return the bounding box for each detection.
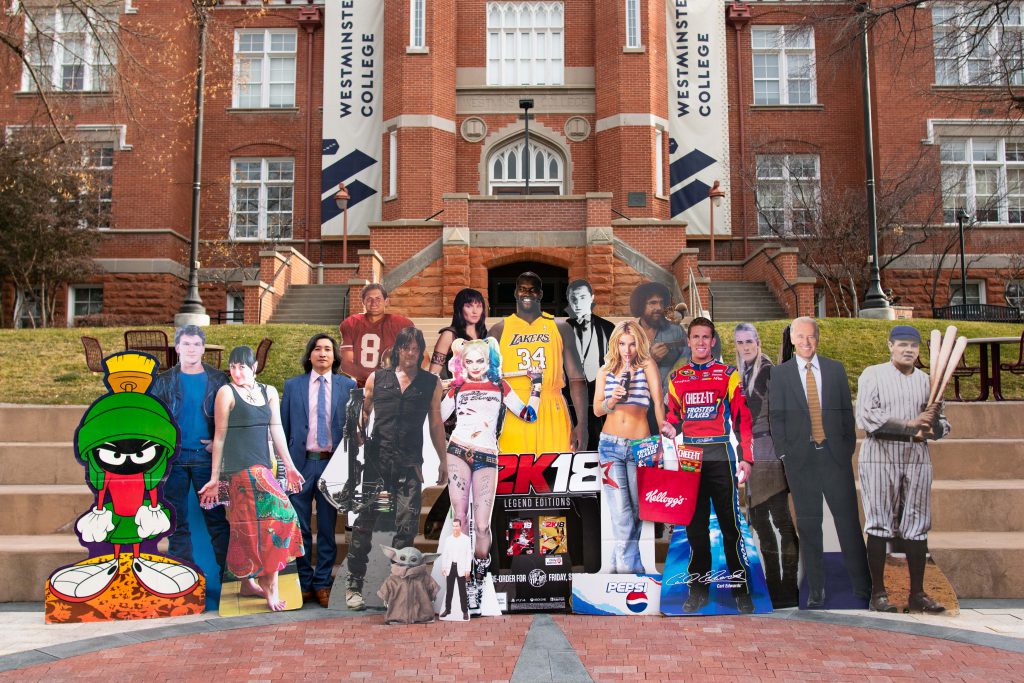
[497,312,571,454]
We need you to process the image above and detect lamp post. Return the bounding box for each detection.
[856,2,893,318]
[519,98,534,195]
[335,182,350,264]
[956,208,969,306]
[708,180,726,261]
[175,0,218,327]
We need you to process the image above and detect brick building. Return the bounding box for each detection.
[2,0,1022,326]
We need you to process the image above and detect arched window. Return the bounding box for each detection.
[488,136,564,194]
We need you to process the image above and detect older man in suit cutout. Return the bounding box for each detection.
[768,317,871,607]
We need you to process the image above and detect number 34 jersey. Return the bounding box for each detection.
[497,312,571,454]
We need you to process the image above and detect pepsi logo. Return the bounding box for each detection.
[625,591,648,613]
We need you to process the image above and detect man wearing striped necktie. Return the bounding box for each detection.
[768,317,871,608]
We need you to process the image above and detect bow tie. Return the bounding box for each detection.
[578,316,591,327]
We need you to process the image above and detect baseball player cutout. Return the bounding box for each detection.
[856,325,949,614]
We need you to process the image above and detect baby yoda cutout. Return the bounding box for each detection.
[44,352,205,623]
[377,546,440,625]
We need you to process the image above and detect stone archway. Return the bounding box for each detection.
[487,261,569,317]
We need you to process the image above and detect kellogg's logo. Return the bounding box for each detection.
[645,489,687,508]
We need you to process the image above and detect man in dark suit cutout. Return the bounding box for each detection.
[282,333,356,607]
[768,317,871,607]
[564,279,615,451]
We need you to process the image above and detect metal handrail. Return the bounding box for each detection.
[762,247,799,318]
[688,267,713,320]
[257,253,293,323]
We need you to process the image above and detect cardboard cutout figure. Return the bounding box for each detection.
[488,271,589,453]
[856,325,953,614]
[45,352,204,623]
[435,337,541,613]
[438,519,473,621]
[564,279,615,452]
[378,546,440,624]
[336,327,448,611]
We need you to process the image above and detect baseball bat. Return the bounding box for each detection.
[929,329,942,396]
[930,325,958,396]
[931,335,968,405]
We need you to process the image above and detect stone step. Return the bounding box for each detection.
[930,480,1024,532]
[0,485,93,535]
[943,402,1024,439]
[0,405,84,442]
[928,531,1024,598]
[0,443,82,485]
[854,439,1024,480]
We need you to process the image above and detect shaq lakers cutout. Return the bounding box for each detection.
[487,271,589,454]
[45,352,204,623]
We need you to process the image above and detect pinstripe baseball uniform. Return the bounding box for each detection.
[856,363,950,541]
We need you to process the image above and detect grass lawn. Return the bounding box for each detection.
[0,319,1021,405]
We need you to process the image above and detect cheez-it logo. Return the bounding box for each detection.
[686,391,716,404]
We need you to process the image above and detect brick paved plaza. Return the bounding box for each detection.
[5,604,1024,682]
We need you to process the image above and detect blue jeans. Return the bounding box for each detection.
[599,433,646,574]
[164,447,230,571]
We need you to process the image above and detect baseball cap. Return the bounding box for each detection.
[889,325,922,343]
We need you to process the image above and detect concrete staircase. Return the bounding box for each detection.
[267,284,349,325]
[3,401,1020,601]
[916,402,1024,598]
[707,281,788,321]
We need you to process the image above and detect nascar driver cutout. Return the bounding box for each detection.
[664,317,756,614]
[488,272,589,454]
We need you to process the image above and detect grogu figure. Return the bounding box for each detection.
[377,546,440,625]
[45,352,204,623]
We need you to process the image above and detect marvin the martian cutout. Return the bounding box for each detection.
[45,352,205,623]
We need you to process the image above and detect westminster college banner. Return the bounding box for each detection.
[321,0,384,238]
[665,0,732,235]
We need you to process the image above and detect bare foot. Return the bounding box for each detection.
[239,578,266,598]
[258,573,286,612]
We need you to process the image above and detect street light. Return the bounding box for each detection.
[175,0,219,327]
[335,182,350,264]
[956,208,969,307]
[708,180,726,261]
[519,98,534,195]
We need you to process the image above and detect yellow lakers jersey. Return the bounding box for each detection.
[499,313,565,394]
[498,313,571,454]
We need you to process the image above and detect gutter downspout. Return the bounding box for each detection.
[298,7,323,261]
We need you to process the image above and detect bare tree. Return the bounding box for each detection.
[751,150,944,316]
[0,129,107,327]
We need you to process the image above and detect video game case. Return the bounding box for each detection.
[506,518,534,556]
[538,515,568,555]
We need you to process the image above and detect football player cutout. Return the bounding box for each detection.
[339,283,414,388]
[856,326,949,614]
[488,272,589,453]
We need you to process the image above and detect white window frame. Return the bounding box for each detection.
[751,25,816,105]
[233,29,297,109]
[654,127,665,197]
[226,292,245,324]
[488,136,564,194]
[940,137,1024,224]
[755,153,821,236]
[67,285,103,326]
[410,0,426,49]
[388,129,398,198]
[86,143,114,226]
[229,157,295,241]
[1006,279,1024,310]
[933,4,1024,86]
[21,7,118,92]
[950,279,987,305]
[625,0,641,49]
[486,2,564,86]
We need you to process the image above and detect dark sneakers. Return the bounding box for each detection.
[869,592,898,613]
[683,586,709,613]
[907,592,946,614]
